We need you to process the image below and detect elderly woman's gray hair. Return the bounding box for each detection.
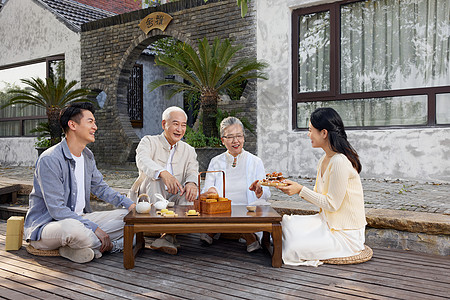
[220,116,244,137]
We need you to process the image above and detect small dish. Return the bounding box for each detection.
[246,205,256,212]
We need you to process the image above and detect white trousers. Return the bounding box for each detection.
[30,209,128,251]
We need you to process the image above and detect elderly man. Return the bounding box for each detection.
[24,102,136,264]
[129,106,198,254]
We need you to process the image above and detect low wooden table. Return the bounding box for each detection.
[123,205,282,269]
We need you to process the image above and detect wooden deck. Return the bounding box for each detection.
[0,220,449,300]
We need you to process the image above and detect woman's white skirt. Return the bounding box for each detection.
[281,213,365,266]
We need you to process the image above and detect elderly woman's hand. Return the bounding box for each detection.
[277,179,303,196]
[249,180,263,198]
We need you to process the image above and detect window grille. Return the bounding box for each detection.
[127,64,144,128]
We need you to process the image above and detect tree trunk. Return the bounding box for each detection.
[47,108,62,146]
[200,93,219,138]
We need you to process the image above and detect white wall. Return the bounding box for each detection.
[0,0,81,83]
[256,0,450,182]
[0,0,82,166]
[0,137,38,166]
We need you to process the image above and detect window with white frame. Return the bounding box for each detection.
[292,0,450,129]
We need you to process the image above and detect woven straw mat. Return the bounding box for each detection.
[26,244,60,256]
[321,245,373,265]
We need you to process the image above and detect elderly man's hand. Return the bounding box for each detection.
[160,170,184,195]
[182,182,198,202]
[95,227,112,253]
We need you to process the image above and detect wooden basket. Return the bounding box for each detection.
[195,170,231,214]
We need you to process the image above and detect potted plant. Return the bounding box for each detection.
[2,77,93,151]
[29,122,53,156]
[148,37,268,140]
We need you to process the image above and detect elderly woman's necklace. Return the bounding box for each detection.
[228,152,238,167]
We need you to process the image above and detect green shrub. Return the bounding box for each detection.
[184,126,224,148]
[35,136,51,148]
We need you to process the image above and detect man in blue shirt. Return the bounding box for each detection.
[24,102,135,263]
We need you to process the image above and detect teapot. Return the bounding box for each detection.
[136,194,151,214]
[153,193,169,210]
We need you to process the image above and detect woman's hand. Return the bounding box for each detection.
[249,180,263,198]
[277,179,303,196]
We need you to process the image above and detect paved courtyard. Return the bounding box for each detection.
[1,165,448,215]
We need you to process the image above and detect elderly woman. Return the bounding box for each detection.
[201,117,270,252]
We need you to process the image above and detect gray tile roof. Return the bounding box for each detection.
[34,0,116,32]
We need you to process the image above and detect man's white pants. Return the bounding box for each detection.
[30,209,128,251]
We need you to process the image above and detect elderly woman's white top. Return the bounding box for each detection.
[202,149,270,205]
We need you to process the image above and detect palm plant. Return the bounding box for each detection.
[2,77,93,146]
[148,37,268,138]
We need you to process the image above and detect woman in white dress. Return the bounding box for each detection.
[201,117,271,252]
[277,107,366,266]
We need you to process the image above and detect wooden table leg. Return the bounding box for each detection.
[261,231,272,255]
[134,232,144,257]
[271,223,282,267]
[123,224,135,269]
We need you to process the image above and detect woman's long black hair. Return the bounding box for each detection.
[310,107,362,173]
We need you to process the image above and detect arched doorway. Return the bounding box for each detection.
[80,0,257,164]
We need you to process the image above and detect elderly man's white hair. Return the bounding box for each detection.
[162,106,187,122]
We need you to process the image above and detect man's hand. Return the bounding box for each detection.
[249,180,263,198]
[159,170,184,195]
[128,203,136,212]
[277,179,303,196]
[182,182,197,202]
[95,227,113,253]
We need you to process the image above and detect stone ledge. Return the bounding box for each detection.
[365,208,450,235]
[365,228,449,256]
[272,205,450,236]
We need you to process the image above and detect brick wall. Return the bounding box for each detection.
[81,0,257,164]
[73,0,141,14]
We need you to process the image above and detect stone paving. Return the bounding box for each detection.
[0,165,449,215]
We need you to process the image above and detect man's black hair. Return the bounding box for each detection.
[59,102,95,133]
